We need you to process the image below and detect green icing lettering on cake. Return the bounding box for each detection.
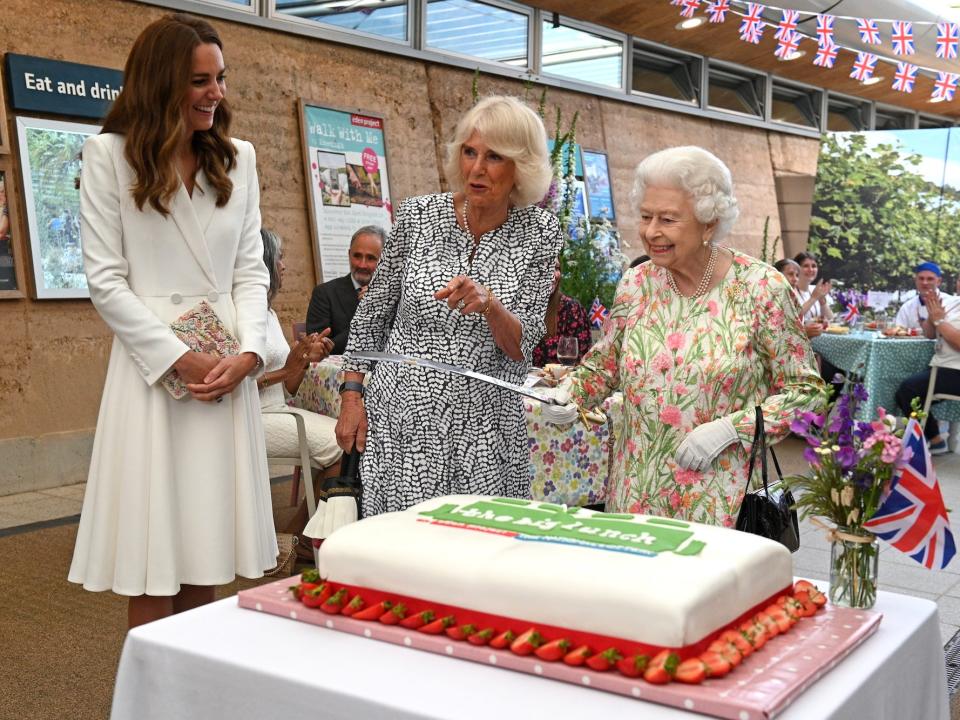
[420,499,706,556]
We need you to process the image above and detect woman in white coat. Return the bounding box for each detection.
[68,13,277,628]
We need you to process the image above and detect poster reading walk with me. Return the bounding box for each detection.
[299,101,392,282]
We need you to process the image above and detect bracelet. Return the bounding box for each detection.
[338,380,365,396]
[933,318,945,327]
[248,353,264,377]
[481,286,494,317]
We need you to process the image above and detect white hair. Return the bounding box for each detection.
[631,146,740,244]
[444,95,553,208]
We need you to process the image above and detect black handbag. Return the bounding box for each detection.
[735,406,800,553]
[319,448,364,519]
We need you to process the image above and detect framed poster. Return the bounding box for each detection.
[16,116,100,299]
[582,148,615,223]
[0,159,25,297]
[298,100,393,282]
[0,66,9,154]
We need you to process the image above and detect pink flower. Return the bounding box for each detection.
[674,467,701,486]
[660,405,683,427]
[708,300,719,317]
[653,353,672,373]
[666,333,685,351]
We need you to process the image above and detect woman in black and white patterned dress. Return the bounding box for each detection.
[336,96,562,517]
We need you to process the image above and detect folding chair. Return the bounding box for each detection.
[288,320,309,506]
[921,365,960,452]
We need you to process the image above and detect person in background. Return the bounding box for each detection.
[794,251,834,323]
[532,259,591,367]
[335,95,561,517]
[69,13,276,627]
[306,225,385,354]
[258,229,341,542]
[774,258,823,339]
[894,261,953,330]
[544,146,827,525]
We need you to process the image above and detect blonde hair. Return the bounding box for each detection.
[443,96,552,207]
[632,146,739,244]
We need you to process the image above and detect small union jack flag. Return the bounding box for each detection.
[813,42,839,68]
[891,20,915,55]
[775,9,799,41]
[932,72,959,102]
[850,52,878,83]
[815,14,835,47]
[857,18,881,45]
[863,419,956,570]
[937,22,959,60]
[775,30,801,60]
[842,303,860,325]
[589,298,608,329]
[679,0,701,19]
[669,0,684,5]
[706,0,730,23]
[739,3,765,42]
[892,62,919,93]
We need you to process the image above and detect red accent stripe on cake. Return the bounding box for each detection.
[324,580,795,659]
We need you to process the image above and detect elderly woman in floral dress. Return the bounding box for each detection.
[548,146,828,526]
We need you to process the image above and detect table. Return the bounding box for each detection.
[293,359,619,507]
[811,332,960,422]
[111,585,948,720]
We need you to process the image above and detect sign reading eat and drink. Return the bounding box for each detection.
[5,53,123,120]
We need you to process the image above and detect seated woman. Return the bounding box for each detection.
[794,251,833,323]
[532,260,592,367]
[258,229,342,538]
[774,258,823,339]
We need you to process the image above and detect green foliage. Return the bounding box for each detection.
[759,216,780,264]
[560,216,624,310]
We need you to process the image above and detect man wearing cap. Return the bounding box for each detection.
[893,262,953,330]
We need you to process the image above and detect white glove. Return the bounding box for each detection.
[303,495,359,540]
[537,378,579,425]
[674,417,739,471]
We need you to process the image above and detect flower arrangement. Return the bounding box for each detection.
[786,383,915,607]
[561,215,627,310]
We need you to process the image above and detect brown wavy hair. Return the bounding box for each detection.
[102,13,236,215]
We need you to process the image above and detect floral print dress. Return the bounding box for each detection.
[569,250,827,526]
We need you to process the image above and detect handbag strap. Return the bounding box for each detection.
[745,405,771,498]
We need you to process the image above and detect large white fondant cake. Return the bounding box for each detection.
[317,494,794,650]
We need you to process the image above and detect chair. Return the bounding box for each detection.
[263,407,322,565]
[288,320,308,506]
[921,365,960,452]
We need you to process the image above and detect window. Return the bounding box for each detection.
[425,0,528,65]
[541,20,623,89]
[826,96,868,132]
[274,0,408,42]
[874,106,915,131]
[631,42,699,105]
[919,115,954,130]
[770,80,821,129]
[707,65,763,118]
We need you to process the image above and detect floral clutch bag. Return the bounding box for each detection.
[161,300,240,399]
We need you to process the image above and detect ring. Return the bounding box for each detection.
[456,299,466,311]
[303,352,308,360]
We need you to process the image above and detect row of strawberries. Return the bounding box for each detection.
[290,572,827,686]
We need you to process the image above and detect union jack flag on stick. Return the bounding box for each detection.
[863,419,955,570]
[589,298,608,329]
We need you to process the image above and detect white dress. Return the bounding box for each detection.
[260,310,341,468]
[69,133,277,596]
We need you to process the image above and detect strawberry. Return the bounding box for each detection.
[563,644,592,666]
[445,623,477,641]
[489,630,516,649]
[699,651,731,678]
[645,650,680,682]
[780,596,805,620]
[510,629,544,656]
[400,610,435,629]
[419,615,456,635]
[615,654,650,678]
[467,628,495,646]
[765,606,794,633]
[585,647,622,672]
[793,579,817,595]
[352,600,392,621]
[534,638,571,661]
[341,595,364,617]
[675,658,707,684]
[806,586,827,607]
[320,588,348,614]
[793,592,818,617]
[720,630,753,657]
[301,583,332,608]
[719,644,742,668]
[755,612,780,637]
[379,603,407,625]
[301,568,321,584]
[290,581,319,601]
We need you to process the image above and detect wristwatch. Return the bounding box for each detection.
[338,380,365,396]
[933,319,945,327]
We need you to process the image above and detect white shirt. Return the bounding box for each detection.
[932,301,960,371]
[894,293,954,329]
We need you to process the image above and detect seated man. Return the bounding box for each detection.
[895,290,960,455]
[306,225,385,354]
[894,261,953,329]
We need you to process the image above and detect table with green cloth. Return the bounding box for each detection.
[810,332,960,422]
[293,358,618,507]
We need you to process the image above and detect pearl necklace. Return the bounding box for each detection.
[462,197,474,240]
[666,245,718,299]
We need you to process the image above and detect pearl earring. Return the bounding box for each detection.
[702,239,709,246]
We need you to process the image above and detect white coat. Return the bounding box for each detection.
[68,133,277,596]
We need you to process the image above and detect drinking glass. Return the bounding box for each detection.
[556,336,579,367]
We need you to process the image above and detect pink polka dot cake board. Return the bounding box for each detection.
[238,576,881,720]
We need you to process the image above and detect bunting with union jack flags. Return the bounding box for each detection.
[890,20,915,55]
[738,3,765,44]
[589,298,609,329]
[706,0,730,23]
[857,18,881,45]
[850,52,878,83]
[892,62,919,93]
[863,419,956,570]
[937,22,959,60]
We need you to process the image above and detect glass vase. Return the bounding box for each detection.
[829,526,879,609]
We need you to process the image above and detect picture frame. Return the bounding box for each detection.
[0,65,9,155]
[581,148,616,223]
[0,158,26,298]
[298,100,393,283]
[16,115,101,299]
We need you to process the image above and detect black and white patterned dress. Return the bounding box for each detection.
[342,193,563,517]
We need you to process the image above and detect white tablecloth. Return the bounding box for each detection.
[112,585,948,720]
